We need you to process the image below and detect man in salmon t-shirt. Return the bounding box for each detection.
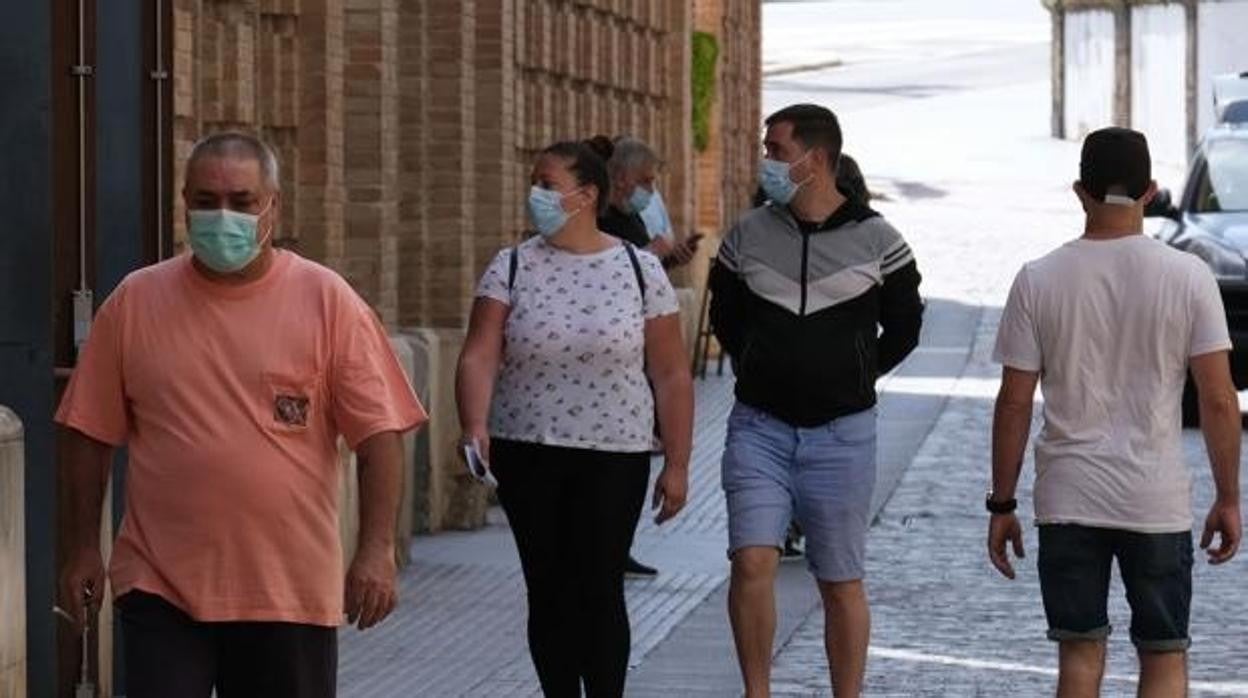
[55,132,428,697]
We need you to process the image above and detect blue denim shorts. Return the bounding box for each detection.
[721,401,877,582]
[1038,524,1193,652]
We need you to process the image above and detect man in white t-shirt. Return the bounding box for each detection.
[989,127,1242,696]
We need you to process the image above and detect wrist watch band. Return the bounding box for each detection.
[985,494,1018,515]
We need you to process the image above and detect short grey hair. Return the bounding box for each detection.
[608,136,659,179]
[186,131,281,192]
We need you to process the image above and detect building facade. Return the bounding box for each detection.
[0,1,762,695]
[170,0,737,329]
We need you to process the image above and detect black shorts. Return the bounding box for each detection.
[1037,524,1192,653]
[117,590,337,698]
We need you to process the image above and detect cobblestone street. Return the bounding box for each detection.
[770,307,1248,697]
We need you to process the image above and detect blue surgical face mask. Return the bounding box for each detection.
[758,152,811,205]
[628,185,654,214]
[188,202,273,273]
[527,186,582,238]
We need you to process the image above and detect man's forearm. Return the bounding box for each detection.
[1201,390,1242,504]
[61,429,113,552]
[877,319,921,375]
[991,400,1032,499]
[708,263,745,357]
[877,265,924,374]
[355,431,404,555]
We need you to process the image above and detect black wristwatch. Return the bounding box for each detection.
[985,493,1018,515]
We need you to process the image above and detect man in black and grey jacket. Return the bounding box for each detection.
[710,104,922,698]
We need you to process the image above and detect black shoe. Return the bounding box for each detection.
[781,539,805,560]
[780,520,805,561]
[625,555,658,577]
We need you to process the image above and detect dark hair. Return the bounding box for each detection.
[765,104,843,174]
[187,131,281,191]
[541,140,611,216]
[584,135,615,162]
[837,153,870,203]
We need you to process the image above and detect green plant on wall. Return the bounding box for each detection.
[691,31,719,152]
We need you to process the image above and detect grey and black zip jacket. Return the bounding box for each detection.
[709,199,923,427]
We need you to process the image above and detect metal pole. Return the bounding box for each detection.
[153,0,169,260]
[71,0,94,355]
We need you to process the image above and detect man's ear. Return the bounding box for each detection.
[1072,181,1091,206]
[1139,180,1159,206]
[807,148,829,179]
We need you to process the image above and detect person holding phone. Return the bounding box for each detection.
[455,140,694,697]
[587,135,702,272]
[584,134,700,577]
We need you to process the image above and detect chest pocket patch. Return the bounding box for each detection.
[274,394,310,427]
[264,369,320,432]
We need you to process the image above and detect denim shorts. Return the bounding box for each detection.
[1038,524,1193,652]
[721,401,876,582]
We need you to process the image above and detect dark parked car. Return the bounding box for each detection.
[1149,120,1248,423]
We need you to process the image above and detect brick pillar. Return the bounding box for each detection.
[343,0,400,325]
[694,1,725,241]
[171,0,201,251]
[474,0,519,267]
[426,0,476,328]
[296,0,346,272]
[397,0,428,326]
[665,1,695,243]
[257,7,300,246]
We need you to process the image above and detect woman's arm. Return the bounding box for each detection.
[645,313,694,523]
[455,297,509,461]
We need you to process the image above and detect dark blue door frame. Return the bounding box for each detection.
[1,0,155,694]
[0,2,57,696]
[96,1,149,693]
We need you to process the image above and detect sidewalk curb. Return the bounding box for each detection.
[763,59,844,78]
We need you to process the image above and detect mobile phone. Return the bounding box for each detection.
[462,440,498,487]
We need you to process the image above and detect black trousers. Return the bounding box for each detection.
[492,439,651,698]
[116,590,337,698]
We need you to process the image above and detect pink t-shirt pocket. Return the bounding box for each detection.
[262,369,322,433]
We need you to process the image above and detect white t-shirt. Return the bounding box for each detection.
[993,235,1231,533]
[476,236,680,452]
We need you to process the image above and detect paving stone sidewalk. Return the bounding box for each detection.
[336,376,739,697]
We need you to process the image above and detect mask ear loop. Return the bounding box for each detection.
[253,196,278,247]
[561,186,589,221]
[789,151,816,191]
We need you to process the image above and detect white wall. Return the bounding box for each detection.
[1197,1,1248,134]
[1065,10,1117,140]
[1131,4,1188,171]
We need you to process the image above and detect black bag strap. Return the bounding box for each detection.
[508,245,519,292]
[622,242,646,305]
[509,243,647,306]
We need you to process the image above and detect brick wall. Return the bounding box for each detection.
[170,0,761,329]
[513,1,690,234]
[694,0,761,236]
[343,0,400,326]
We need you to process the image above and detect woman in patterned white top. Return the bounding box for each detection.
[455,140,694,697]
